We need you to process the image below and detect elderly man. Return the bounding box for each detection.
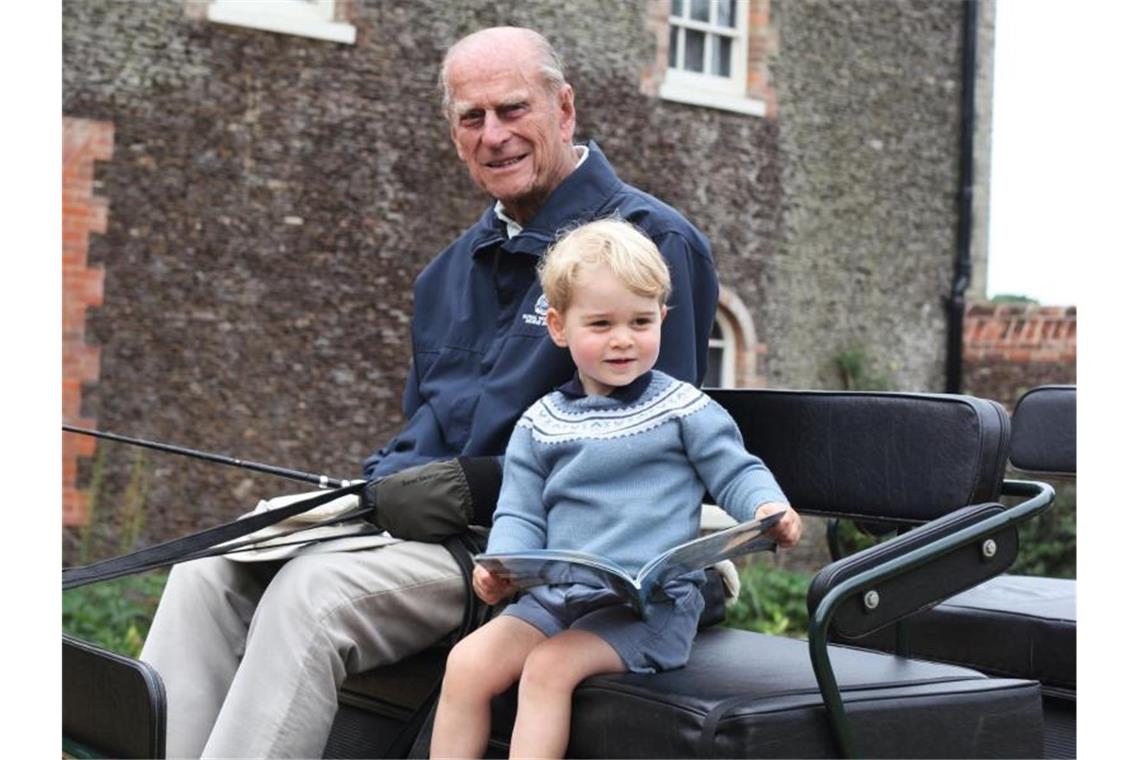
[140,26,785,758]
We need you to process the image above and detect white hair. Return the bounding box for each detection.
[438,27,567,119]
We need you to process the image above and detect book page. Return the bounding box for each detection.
[476,552,642,610]
[636,511,783,592]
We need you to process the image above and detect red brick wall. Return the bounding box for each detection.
[962,302,1077,410]
[745,0,779,117]
[63,117,112,526]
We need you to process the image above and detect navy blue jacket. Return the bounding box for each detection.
[362,143,719,483]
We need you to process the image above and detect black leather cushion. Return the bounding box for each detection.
[707,389,1010,523]
[840,575,1075,695]
[562,627,1042,758]
[342,620,1045,758]
[63,635,167,759]
[1009,385,1076,476]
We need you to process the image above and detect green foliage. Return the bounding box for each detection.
[65,445,162,657]
[990,293,1040,305]
[63,571,169,657]
[117,450,152,554]
[74,445,153,563]
[835,347,894,391]
[831,518,891,557]
[1009,478,1076,578]
[724,562,812,639]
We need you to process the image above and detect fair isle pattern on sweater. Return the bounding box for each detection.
[487,369,788,573]
[519,377,710,444]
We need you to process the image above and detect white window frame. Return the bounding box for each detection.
[705,310,738,389]
[660,0,764,117]
[207,0,356,45]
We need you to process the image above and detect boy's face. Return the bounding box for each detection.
[546,263,666,397]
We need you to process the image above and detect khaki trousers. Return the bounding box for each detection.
[139,538,465,758]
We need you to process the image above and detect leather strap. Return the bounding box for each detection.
[62,481,367,589]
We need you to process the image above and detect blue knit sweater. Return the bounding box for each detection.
[486,371,787,576]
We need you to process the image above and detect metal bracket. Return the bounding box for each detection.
[981,538,997,560]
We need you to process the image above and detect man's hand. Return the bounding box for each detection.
[755,502,803,548]
[362,457,502,541]
[473,565,517,605]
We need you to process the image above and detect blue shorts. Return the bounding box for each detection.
[499,579,705,674]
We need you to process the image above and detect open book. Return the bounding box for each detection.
[475,510,785,618]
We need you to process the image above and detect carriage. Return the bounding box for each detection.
[63,384,1076,758]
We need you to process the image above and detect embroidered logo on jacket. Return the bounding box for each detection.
[522,294,549,327]
[520,379,710,443]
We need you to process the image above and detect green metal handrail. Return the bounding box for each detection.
[806,479,1055,757]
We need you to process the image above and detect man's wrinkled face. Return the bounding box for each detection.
[446,50,577,224]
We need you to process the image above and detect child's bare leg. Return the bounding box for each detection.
[509,630,625,759]
[431,615,547,759]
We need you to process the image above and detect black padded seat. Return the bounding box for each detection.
[831,385,1077,757]
[336,627,1043,758]
[833,574,1075,759]
[846,574,1074,695]
[1008,386,1076,477]
[563,627,1042,758]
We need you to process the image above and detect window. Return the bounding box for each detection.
[704,313,737,388]
[703,290,768,390]
[669,0,745,88]
[654,0,769,117]
[206,0,356,44]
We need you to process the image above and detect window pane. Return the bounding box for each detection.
[710,321,723,340]
[715,0,736,28]
[684,29,705,72]
[669,25,679,68]
[671,0,683,17]
[690,0,710,23]
[706,347,724,388]
[711,34,732,77]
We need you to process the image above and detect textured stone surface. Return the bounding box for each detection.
[63,0,982,556]
[765,0,971,391]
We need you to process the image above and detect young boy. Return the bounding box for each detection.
[430,218,802,759]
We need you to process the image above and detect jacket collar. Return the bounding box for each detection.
[470,141,622,258]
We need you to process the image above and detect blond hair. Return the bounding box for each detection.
[538,218,672,312]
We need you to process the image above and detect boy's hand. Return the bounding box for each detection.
[755,502,803,548]
[473,565,517,605]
